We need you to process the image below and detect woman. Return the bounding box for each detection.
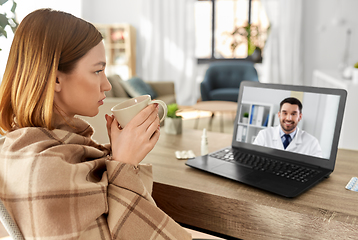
[0,9,191,239]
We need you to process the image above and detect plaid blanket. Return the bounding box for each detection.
[0,116,191,239]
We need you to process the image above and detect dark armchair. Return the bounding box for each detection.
[200,61,259,102]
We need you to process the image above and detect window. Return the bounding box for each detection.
[195,0,269,63]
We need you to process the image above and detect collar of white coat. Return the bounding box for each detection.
[279,127,297,140]
[273,125,303,145]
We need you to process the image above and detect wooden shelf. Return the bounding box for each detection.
[95,23,136,79]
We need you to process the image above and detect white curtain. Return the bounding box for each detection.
[139,0,197,105]
[261,0,303,85]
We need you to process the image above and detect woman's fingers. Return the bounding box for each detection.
[105,114,113,145]
[105,114,112,132]
[129,103,159,128]
[146,114,160,138]
[149,127,160,142]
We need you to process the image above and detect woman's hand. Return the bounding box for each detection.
[105,114,114,146]
[105,104,161,166]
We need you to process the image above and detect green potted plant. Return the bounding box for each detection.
[0,0,18,51]
[242,112,249,124]
[165,103,182,135]
[353,62,358,84]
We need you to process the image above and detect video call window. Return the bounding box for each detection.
[236,86,340,160]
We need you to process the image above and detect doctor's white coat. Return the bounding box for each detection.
[253,126,322,158]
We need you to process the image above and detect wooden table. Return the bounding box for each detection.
[143,129,358,240]
[192,101,237,132]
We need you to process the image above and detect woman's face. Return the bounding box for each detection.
[54,41,111,118]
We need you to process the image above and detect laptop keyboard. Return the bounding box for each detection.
[210,148,321,183]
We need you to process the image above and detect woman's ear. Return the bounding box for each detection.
[55,71,64,93]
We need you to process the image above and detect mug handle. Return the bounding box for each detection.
[149,100,168,122]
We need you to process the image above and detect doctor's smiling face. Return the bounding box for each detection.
[278,98,302,134]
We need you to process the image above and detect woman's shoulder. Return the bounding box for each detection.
[1,126,71,154]
[2,118,108,156]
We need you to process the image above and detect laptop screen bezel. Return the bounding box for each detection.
[232,81,347,170]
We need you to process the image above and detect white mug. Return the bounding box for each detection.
[111,95,167,128]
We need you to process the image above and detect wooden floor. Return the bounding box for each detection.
[0,109,232,240]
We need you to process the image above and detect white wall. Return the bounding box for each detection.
[303,0,358,85]
[81,0,141,26]
[82,0,143,76]
[15,0,82,19]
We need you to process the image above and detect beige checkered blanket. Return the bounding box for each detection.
[0,117,191,239]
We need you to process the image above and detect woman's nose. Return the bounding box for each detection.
[102,75,112,92]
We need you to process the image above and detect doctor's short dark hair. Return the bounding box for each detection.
[279,97,303,113]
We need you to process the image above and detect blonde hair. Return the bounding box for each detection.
[0,9,103,134]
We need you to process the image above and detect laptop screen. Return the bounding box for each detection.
[233,81,347,170]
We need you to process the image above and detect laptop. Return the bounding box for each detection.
[186,81,347,198]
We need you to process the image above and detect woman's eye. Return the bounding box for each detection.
[95,69,104,75]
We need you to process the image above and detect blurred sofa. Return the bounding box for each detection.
[79,75,176,144]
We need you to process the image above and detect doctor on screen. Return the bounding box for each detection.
[253,97,322,158]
